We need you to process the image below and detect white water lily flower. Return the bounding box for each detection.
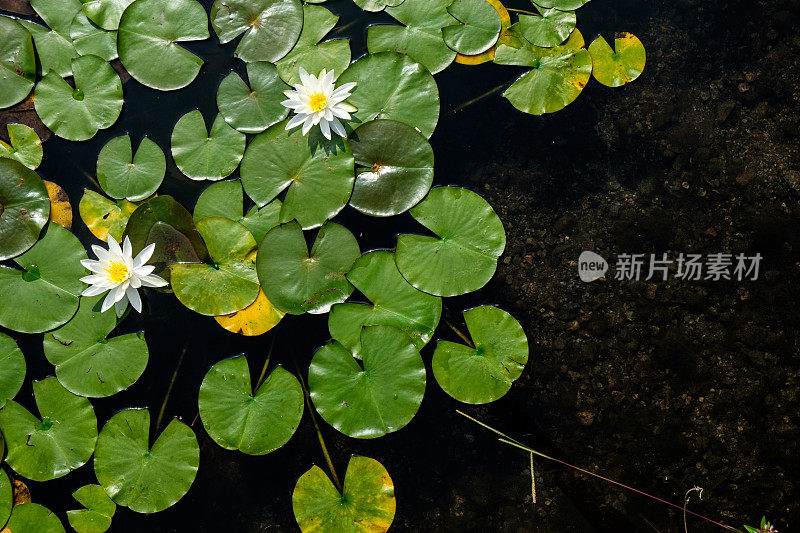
[80,235,167,316]
[281,67,357,140]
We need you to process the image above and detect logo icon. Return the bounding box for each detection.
[578,251,608,282]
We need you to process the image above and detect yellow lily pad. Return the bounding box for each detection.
[214,289,285,336]
[78,189,138,241]
[588,32,645,87]
[43,180,72,229]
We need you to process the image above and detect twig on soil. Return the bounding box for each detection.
[444,319,475,348]
[684,487,704,533]
[456,410,740,532]
[530,452,537,504]
[156,339,188,433]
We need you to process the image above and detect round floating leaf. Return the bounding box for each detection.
[0,333,25,409]
[588,33,645,87]
[240,121,355,230]
[338,52,439,138]
[214,288,284,336]
[500,33,591,115]
[443,0,501,56]
[78,189,137,242]
[210,0,303,63]
[199,356,303,454]
[518,6,575,48]
[0,223,86,333]
[0,376,97,482]
[494,24,584,64]
[0,469,10,527]
[0,159,49,260]
[293,456,396,533]
[170,216,259,316]
[367,0,458,75]
[81,0,135,30]
[0,123,43,170]
[171,110,246,181]
[124,195,207,258]
[257,221,360,315]
[349,119,433,217]
[193,180,282,242]
[0,16,36,109]
[454,0,512,65]
[20,0,82,78]
[97,135,165,201]
[535,0,589,10]
[118,0,209,91]
[276,5,351,85]
[433,305,528,404]
[70,11,117,61]
[34,54,123,141]
[396,186,505,297]
[353,0,403,12]
[310,325,425,438]
[5,503,65,533]
[94,408,199,514]
[217,62,290,134]
[43,293,149,398]
[67,484,116,533]
[44,180,73,229]
[328,250,441,358]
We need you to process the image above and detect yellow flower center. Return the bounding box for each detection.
[308,92,327,113]
[106,261,129,284]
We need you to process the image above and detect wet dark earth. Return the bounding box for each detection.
[2,0,799,531]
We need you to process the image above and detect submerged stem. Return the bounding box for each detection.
[506,7,538,16]
[255,335,275,390]
[156,340,188,433]
[295,361,343,493]
[452,84,507,113]
[457,411,740,532]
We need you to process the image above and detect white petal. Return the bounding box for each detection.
[286,113,307,130]
[331,106,350,120]
[101,290,117,312]
[338,102,357,113]
[134,264,155,277]
[298,67,313,87]
[82,284,109,297]
[332,82,356,98]
[129,275,142,289]
[91,245,109,261]
[311,112,322,125]
[114,297,128,317]
[81,259,103,273]
[80,274,108,285]
[140,274,168,288]
[122,236,133,260]
[319,119,331,140]
[329,118,347,138]
[107,235,122,257]
[126,286,142,312]
[134,243,156,268]
[324,107,334,121]
[302,115,315,135]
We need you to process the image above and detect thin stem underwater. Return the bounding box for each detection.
[444,319,475,348]
[255,335,276,390]
[456,411,741,532]
[156,339,188,433]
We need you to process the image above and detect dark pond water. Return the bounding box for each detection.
[6,0,796,531]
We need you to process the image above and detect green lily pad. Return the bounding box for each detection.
[494,24,583,64]
[337,52,439,138]
[310,325,425,438]
[442,0,501,56]
[275,5,351,86]
[170,216,260,316]
[81,0,135,30]
[217,62,290,134]
[0,159,49,260]
[395,186,505,297]
[20,0,82,77]
[0,16,36,109]
[5,503,65,533]
[118,0,209,91]
[193,180,282,242]
[171,110,246,181]
[210,0,303,63]
[353,0,403,12]
[70,11,117,61]
[293,456,396,532]
[0,469,10,528]
[0,223,86,333]
[199,356,304,455]
[66,484,116,533]
[366,0,458,75]
[240,121,355,230]
[588,32,646,87]
[34,54,123,141]
[0,123,42,170]
[94,408,199,514]
[349,119,433,217]
[257,220,360,315]
[0,376,97,482]
[535,0,589,10]
[97,135,164,201]
[432,305,528,404]
[43,293,149,398]
[0,333,25,409]
[328,250,441,358]
[499,29,592,115]
[78,189,138,242]
[518,5,575,48]
[124,195,208,259]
